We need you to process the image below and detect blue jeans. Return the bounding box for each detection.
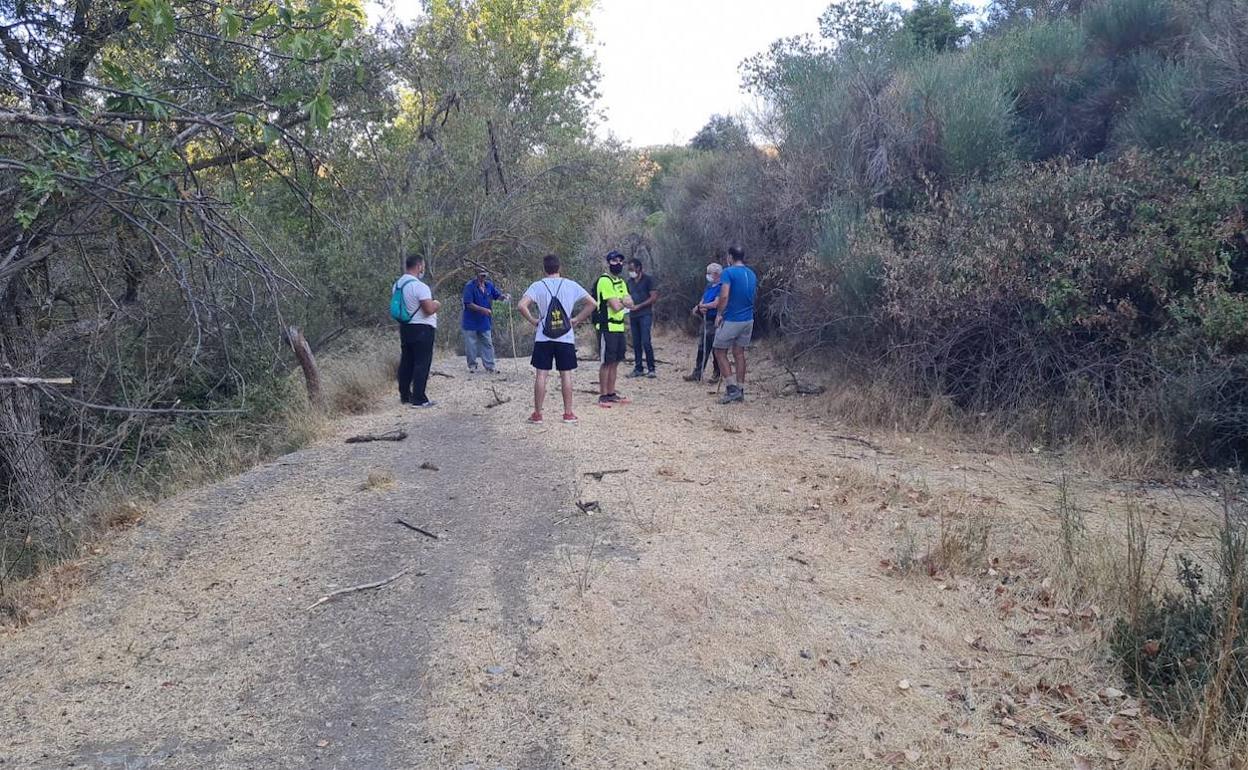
[463,329,496,371]
[630,314,655,373]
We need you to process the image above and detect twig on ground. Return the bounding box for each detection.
[395,519,441,540]
[766,699,829,716]
[485,385,511,408]
[787,555,810,566]
[987,647,1071,662]
[305,567,414,610]
[345,430,408,444]
[419,461,439,471]
[780,365,826,396]
[431,371,454,378]
[827,434,884,452]
[584,468,629,481]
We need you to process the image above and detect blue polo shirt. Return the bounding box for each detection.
[462,279,503,332]
[721,265,758,322]
[701,282,721,320]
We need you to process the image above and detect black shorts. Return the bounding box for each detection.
[531,341,578,372]
[598,330,626,364]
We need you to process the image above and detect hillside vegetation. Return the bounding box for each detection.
[637,0,1248,469]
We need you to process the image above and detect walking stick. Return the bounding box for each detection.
[697,312,710,383]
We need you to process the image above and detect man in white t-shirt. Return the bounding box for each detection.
[392,254,441,407]
[517,254,597,424]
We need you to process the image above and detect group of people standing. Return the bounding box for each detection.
[390,246,758,422]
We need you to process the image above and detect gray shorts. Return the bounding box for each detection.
[713,319,753,349]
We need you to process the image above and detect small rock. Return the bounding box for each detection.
[897,679,911,691]
[799,650,812,660]
[485,665,506,675]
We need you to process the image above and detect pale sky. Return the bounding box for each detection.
[591,1,833,146]
[370,1,984,148]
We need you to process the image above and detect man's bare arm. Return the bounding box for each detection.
[517,296,539,327]
[572,295,599,326]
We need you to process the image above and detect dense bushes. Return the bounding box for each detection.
[637,0,1248,466]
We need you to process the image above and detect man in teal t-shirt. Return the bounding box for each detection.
[712,245,757,404]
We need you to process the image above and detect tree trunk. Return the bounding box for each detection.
[285,326,323,406]
[0,290,69,559]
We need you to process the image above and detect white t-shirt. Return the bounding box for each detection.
[393,275,437,327]
[522,277,590,344]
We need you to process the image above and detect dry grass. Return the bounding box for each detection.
[321,333,397,415]
[6,331,1242,766]
[411,332,1232,768]
[359,469,396,492]
[0,331,396,624]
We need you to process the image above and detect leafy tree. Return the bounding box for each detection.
[0,0,365,559]
[901,0,973,52]
[690,114,751,152]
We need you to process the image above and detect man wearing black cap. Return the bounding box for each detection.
[593,251,633,407]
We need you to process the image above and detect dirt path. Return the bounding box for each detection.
[0,335,1219,768]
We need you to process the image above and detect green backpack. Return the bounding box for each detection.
[390,276,417,323]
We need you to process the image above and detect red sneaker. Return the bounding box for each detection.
[527,411,543,423]
[562,412,578,424]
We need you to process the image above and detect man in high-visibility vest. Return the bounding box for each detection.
[593,251,634,407]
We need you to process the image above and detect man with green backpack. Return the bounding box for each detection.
[390,254,441,408]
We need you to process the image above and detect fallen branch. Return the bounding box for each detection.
[396,519,441,540]
[345,430,408,444]
[826,434,884,452]
[306,567,413,610]
[584,468,629,481]
[766,699,828,716]
[485,385,511,409]
[780,365,826,396]
[431,370,454,378]
[0,376,73,386]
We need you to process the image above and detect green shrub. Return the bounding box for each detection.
[1111,518,1248,726]
[1112,56,1195,149]
[895,52,1017,180]
[1082,0,1181,57]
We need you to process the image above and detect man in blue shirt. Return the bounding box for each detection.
[685,260,724,382]
[461,269,509,373]
[712,245,758,404]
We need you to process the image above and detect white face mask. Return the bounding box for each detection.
[628,271,638,280]
[706,274,715,283]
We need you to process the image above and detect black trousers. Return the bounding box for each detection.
[692,319,720,377]
[398,323,436,404]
